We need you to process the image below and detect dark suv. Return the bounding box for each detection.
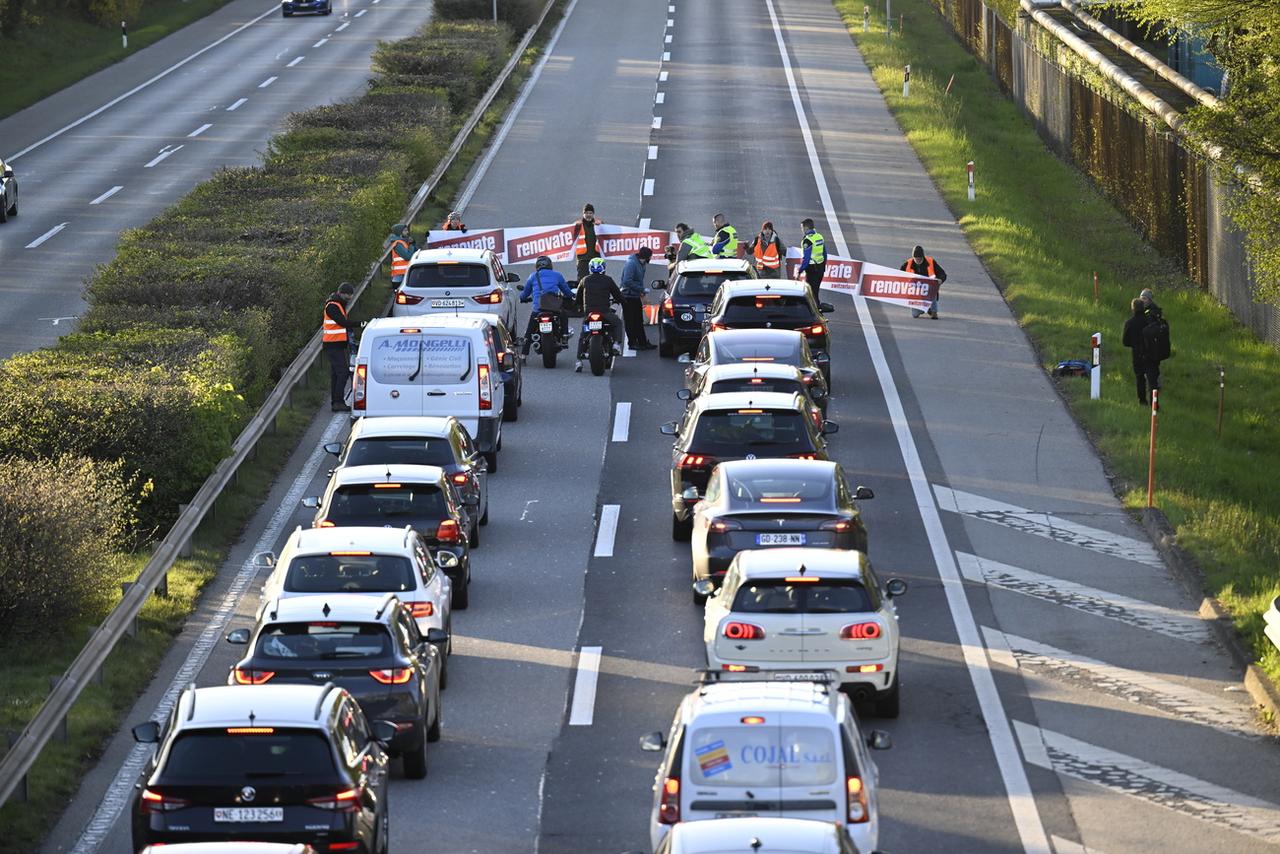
[655,259,756,357]
[703,280,835,385]
[130,683,392,852]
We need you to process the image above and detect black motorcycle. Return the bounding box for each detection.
[526,292,572,369]
[582,308,617,376]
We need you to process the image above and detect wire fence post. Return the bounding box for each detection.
[1216,366,1225,438]
[1146,389,1159,507]
[1093,270,1099,304]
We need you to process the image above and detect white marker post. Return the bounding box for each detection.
[121,21,128,49]
[903,64,911,98]
[1090,332,1101,400]
[863,5,870,31]
[886,0,892,38]
[966,161,975,201]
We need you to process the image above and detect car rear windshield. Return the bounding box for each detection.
[723,295,816,324]
[687,725,838,787]
[369,334,473,386]
[404,263,490,289]
[255,622,392,660]
[725,473,834,507]
[690,410,812,456]
[328,484,447,525]
[284,554,416,593]
[346,437,457,469]
[162,730,337,780]
[710,377,804,397]
[731,578,874,614]
[675,270,752,298]
[712,338,802,364]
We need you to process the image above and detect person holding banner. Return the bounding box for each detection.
[798,218,827,297]
[901,245,946,318]
[441,211,467,232]
[746,221,785,278]
[572,203,604,280]
[710,214,739,258]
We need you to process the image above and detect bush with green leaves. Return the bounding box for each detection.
[433,0,540,33]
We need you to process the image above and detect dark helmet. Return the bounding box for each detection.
[535,256,553,271]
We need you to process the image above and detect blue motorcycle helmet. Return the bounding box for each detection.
[588,257,607,275]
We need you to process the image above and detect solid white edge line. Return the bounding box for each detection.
[89,186,124,205]
[258,76,278,88]
[287,55,305,67]
[24,222,69,249]
[454,0,581,212]
[612,402,632,442]
[643,178,655,196]
[761,1,1051,852]
[593,504,620,557]
[187,123,213,137]
[226,97,247,111]
[568,646,603,725]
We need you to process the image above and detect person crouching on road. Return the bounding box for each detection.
[620,247,656,351]
[520,256,576,356]
[385,224,415,288]
[747,221,785,278]
[573,203,604,280]
[575,257,625,372]
[710,213,739,258]
[902,244,946,319]
[797,218,827,298]
[441,211,467,232]
[323,282,358,412]
[1122,297,1160,405]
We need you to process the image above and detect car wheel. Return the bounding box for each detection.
[6,196,14,216]
[0,201,7,223]
[452,572,470,610]
[659,326,674,358]
[483,451,498,473]
[402,728,428,779]
[469,520,480,548]
[502,396,518,422]
[323,2,332,13]
[671,512,692,542]
[874,675,901,719]
[479,501,489,525]
[426,699,442,743]
[377,807,390,854]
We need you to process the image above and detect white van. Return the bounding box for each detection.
[352,316,509,470]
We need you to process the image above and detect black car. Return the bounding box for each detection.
[682,328,831,402]
[689,458,873,587]
[654,259,756,357]
[703,280,835,385]
[660,391,837,541]
[679,362,829,419]
[226,594,444,779]
[130,683,392,851]
[0,158,16,223]
[281,0,332,16]
[304,463,473,608]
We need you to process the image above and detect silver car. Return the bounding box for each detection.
[0,158,17,223]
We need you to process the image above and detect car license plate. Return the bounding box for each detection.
[538,321,554,333]
[757,533,805,545]
[430,298,466,308]
[214,807,284,823]
[587,320,603,331]
[773,671,826,682]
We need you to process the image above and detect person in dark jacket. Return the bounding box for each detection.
[322,282,358,411]
[619,247,655,351]
[901,244,946,318]
[1122,297,1160,405]
[575,257,624,370]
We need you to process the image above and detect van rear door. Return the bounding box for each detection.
[417,333,476,418]
[682,715,782,823]
[776,713,841,823]
[368,329,429,415]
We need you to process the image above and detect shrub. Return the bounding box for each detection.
[433,0,541,33]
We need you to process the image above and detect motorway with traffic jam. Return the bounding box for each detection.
[13,1,1280,853]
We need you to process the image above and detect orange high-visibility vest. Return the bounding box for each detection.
[905,256,937,278]
[754,238,781,269]
[390,239,411,280]
[322,300,349,344]
[573,221,597,257]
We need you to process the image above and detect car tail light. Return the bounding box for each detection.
[722,663,758,672]
[318,519,335,528]
[790,453,817,460]
[661,296,674,317]
[436,519,460,543]
[140,788,190,814]
[803,323,826,337]
[308,787,360,812]
[678,454,715,470]
[328,844,361,852]
[353,363,367,411]
[709,322,727,332]
[847,776,870,822]
[232,668,275,685]
[820,518,852,532]
[722,621,765,640]
[478,363,492,410]
[472,289,504,305]
[840,622,882,640]
[369,667,413,685]
[395,291,424,305]
[451,472,470,486]
[848,664,884,673]
[710,519,742,533]
[406,601,434,618]
[658,776,681,824]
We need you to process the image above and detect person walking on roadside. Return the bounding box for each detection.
[747,221,785,278]
[323,282,358,412]
[710,213,739,258]
[620,247,656,351]
[1123,297,1161,405]
[385,224,416,288]
[441,211,467,232]
[572,203,604,280]
[901,244,947,318]
[797,218,827,298]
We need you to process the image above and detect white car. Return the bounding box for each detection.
[653,816,878,853]
[700,548,906,717]
[0,157,16,223]
[641,670,892,853]
[392,247,520,331]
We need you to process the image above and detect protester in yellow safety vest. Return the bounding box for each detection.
[747,220,785,278]
[798,218,827,297]
[323,282,357,412]
[901,244,947,318]
[710,213,739,258]
[441,211,467,232]
[572,203,604,280]
[385,224,415,286]
[670,222,713,280]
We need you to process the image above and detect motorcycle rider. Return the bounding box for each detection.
[575,256,624,372]
[520,256,576,357]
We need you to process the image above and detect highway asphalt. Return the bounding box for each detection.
[39,0,1280,853]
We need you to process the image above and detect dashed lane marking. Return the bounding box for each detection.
[612,402,631,442]
[655,91,665,104]
[593,504,620,557]
[659,70,668,82]
[286,55,305,67]
[335,21,350,30]
[648,145,658,160]
[652,116,662,129]
[643,178,655,196]
[25,222,69,248]
[89,186,123,205]
[639,217,651,229]
[187,123,213,137]
[662,51,670,61]
[664,33,672,43]
[354,8,366,16]
[258,75,278,88]
[226,97,247,111]
[568,646,602,725]
[143,145,183,168]
[313,37,329,47]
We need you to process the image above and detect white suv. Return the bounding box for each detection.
[392,247,519,331]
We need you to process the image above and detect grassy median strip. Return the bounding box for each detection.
[833,0,1280,682]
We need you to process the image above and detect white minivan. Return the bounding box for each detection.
[352,316,509,470]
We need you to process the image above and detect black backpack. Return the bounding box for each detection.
[1141,314,1171,361]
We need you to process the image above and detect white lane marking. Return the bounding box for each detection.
[663,51,671,61]
[639,217,651,229]
[983,627,1258,739]
[519,499,539,521]
[89,186,124,205]
[568,646,602,725]
[454,0,581,211]
[335,20,350,30]
[187,123,213,137]
[9,4,279,162]
[667,18,674,27]
[647,145,658,160]
[1013,721,1280,843]
[143,145,183,168]
[668,4,675,11]
[612,402,631,442]
[651,116,662,129]
[286,55,305,67]
[934,485,1164,568]
[258,76,278,88]
[69,415,347,853]
[354,8,366,16]
[226,97,248,111]
[664,33,672,43]
[760,1,1051,851]
[39,315,79,326]
[313,37,329,47]
[958,552,1212,643]
[659,70,668,82]
[643,178,655,196]
[655,91,665,104]
[25,222,69,248]
[593,504,620,557]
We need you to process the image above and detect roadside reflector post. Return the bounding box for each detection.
[1217,366,1225,438]
[863,5,870,31]
[903,65,911,98]
[1090,332,1101,400]
[122,21,127,49]
[966,161,975,201]
[886,0,892,38]
[1093,271,1099,304]
[1146,389,1159,508]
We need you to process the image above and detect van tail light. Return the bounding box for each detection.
[722,621,765,640]
[790,453,817,460]
[472,289,504,305]
[840,622,883,640]
[478,363,492,410]
[406,601,434,618]
[232,668,275,685]
[395,291,424,305]
[368,667,413,685]
[308,787,360,812]
[847,776,870,822]
[819,518,852,532]
[710,519,742,533]
[661,296,674,318]
[678,454,715,471]
[803,323,826,337]
[353,364,367,411]
[658,776,681,824]
[435,519,461,543]
[318,519,336,528]
[139,788,190,813]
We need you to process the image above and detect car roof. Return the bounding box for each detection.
[408,247,491,264]
[330,464,446,485]
[140,844,315,854]
[677,258,753,273]
[178,684,341,729]
[693,391,806,412]
[702,362,804,381]
[286,526,416,556]
[733,547,869,581]
[719,279,810,298]
[667,817,842,852]
[348,416,458,440]
[715,457,838,480]
[265,593,400,625]
[708,327,805,347]
[364,316,488,332]
[690,680,841,716]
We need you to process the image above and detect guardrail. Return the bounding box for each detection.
[0,0,557,810]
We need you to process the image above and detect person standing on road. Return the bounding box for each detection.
[323,282,358,412]
[710,214,739,258]
[901,244,947,319]
[1123,297,1161,405]
[519,256,575,357]
[441,211,467,232]
[669,223,713,280]
[620,247,656,351]
[747,221,785,278]
[797,218,827,297]
[572,203,604,280]
[575,257,625,371]
[385,224,415,288]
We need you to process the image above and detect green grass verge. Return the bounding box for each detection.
[833,0,1280,681]
[0,0,235,120]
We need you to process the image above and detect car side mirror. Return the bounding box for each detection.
[675,388,692,401]
[471,455,489,472]
[867,730,893,750]
[692,579,716,599]
[651,279,668,290]
[677,353,692,364]
[132,721,161,744]
[505,272,520,283]
[301,497,319,509]
[659,421,678,436]
[639,731,667,752]
[2,169,12,179]
[323,442,343,457]
[436,551,460,569]
[371,720,398,745]
[854,485,874,500]
[681,486,699,502]
[821,420,839,435]
[225,628,251,644]
[885,578,908,598]
[252,551,276,568]
[808,386,827,400]
[425,628,450,645]
[499,352,514,370]
[818,301,835,313]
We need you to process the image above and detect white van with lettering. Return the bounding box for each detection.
[352,317,509,470]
